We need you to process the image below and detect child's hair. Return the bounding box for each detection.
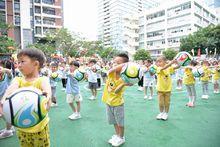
[146,59,152,64]
[89,59,97,64]
[116,53,129,63]
[69,61,80,68]
[157,55,166,62]
[50,62,58,67]
[17,48,46,68]
[190,60,197,66]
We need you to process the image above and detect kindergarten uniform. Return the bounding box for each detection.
[102,71,126,126]
[14,77,50,147]
[0,73,12,99]
[156,66,175,113]
[143,69,155,87]
[200,66,211,96]
[183,67,196,104]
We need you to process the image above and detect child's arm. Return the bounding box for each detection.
[108,64,125,75]
[41,78,52,111]
[0,67,12,79]
[114,82,133,94]
[0,79,19,114]
[161,59,178,71]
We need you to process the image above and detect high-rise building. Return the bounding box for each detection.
[0,0,63,49]
[97,0,162,52]
[139,0,218,57]
[204,0,220,8]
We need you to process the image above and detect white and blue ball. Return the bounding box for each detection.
[3,87,48,128]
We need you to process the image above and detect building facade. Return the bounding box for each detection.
[0,0,63,49]
[139,0,219,57]
[97,0,162,53]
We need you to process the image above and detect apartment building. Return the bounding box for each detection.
[97,0,162,53]
[139,0,218,57]
[0,0,63,49]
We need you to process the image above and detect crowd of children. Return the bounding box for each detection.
[0,48,220,147]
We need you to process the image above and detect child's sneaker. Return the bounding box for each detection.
[108,134,117,144]
[68,113,77,120]
[62,88,66,91]
[89,96,95,100]
[111,136,125,147]
[0,129,13,139]
[138,87,143,91]
[201,95,206,99]
[74,113,81,120]
[51,103,58,107]
[148,96,153,100]
[188,102,194,107]
[144,95,148,100]
[162,113,168,120]
[156,112,164,120]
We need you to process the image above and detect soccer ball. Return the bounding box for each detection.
[120,63,143,84]
[51,72,58,79]
[175,52,193,66]
[73,69,85,82]
[149,65,157,75]
[192,67,204,77]
[2,87,48,128]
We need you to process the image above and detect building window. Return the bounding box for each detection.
[35,16,41,24]
[0,1,5,10]
[14,2,20,12]
[35,6,41,13]
[35,27,41,34]
[42,0,55,5]
[43,17,55,25]
[43,7,55,15]
[14,14,20,25]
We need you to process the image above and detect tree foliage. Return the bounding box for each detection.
[162,48,178,60]
[133,49,151,60]
[180,25,220,56]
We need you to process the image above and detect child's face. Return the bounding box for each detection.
[70,65,77,72]
[156,58,165,67]
[18,55,39,76]
[51,66,58,72]
[113,57,124,67]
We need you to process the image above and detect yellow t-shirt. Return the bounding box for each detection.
[15,76,49,133]
[183,67,195,85]
[212,68,220,81]
[102,71,125,106]
[156,66,174,92]
[200,66,211,82]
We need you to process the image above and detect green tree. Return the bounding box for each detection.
[180,25,220,56]
[162,48,178,60]
[0,18,17,53]
[99,47,119,60]
[133,49,151,60]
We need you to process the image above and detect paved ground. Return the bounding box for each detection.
[1,81,220,147]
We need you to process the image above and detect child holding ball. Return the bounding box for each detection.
[0,48,51,147]
[155,55,179,120]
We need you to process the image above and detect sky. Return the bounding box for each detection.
[63,0,98,41]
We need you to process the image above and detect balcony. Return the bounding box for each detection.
[0,1,5,10]
[146,35,164,42]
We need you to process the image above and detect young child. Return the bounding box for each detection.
[66,61,82,120]
[59,62,68,91]
[49,62,60,106]
[0,48,51,147]
[201,60,211,99]
[0,60,14,139]
[102,53,131,147]
[183,60,197,107]
[175,68,184,90]
[86,59,98,100]
[155,56,179,120]
[143,59,155,100]
[212,60,220,93]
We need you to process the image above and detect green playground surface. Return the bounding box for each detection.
[1,81,220,147]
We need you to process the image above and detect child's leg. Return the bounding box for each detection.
[202,82,206,96]
[150,87,153,97]
[164,92,171,113]
[191,85,196,105]
[76,101,80,113]
[158,92,165,112]
[67,94,76,112]
[144,86,148,96]
[186,85,192,103]
[94,88,97,97]
[204,82,209,95]
[51,87,57,104]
